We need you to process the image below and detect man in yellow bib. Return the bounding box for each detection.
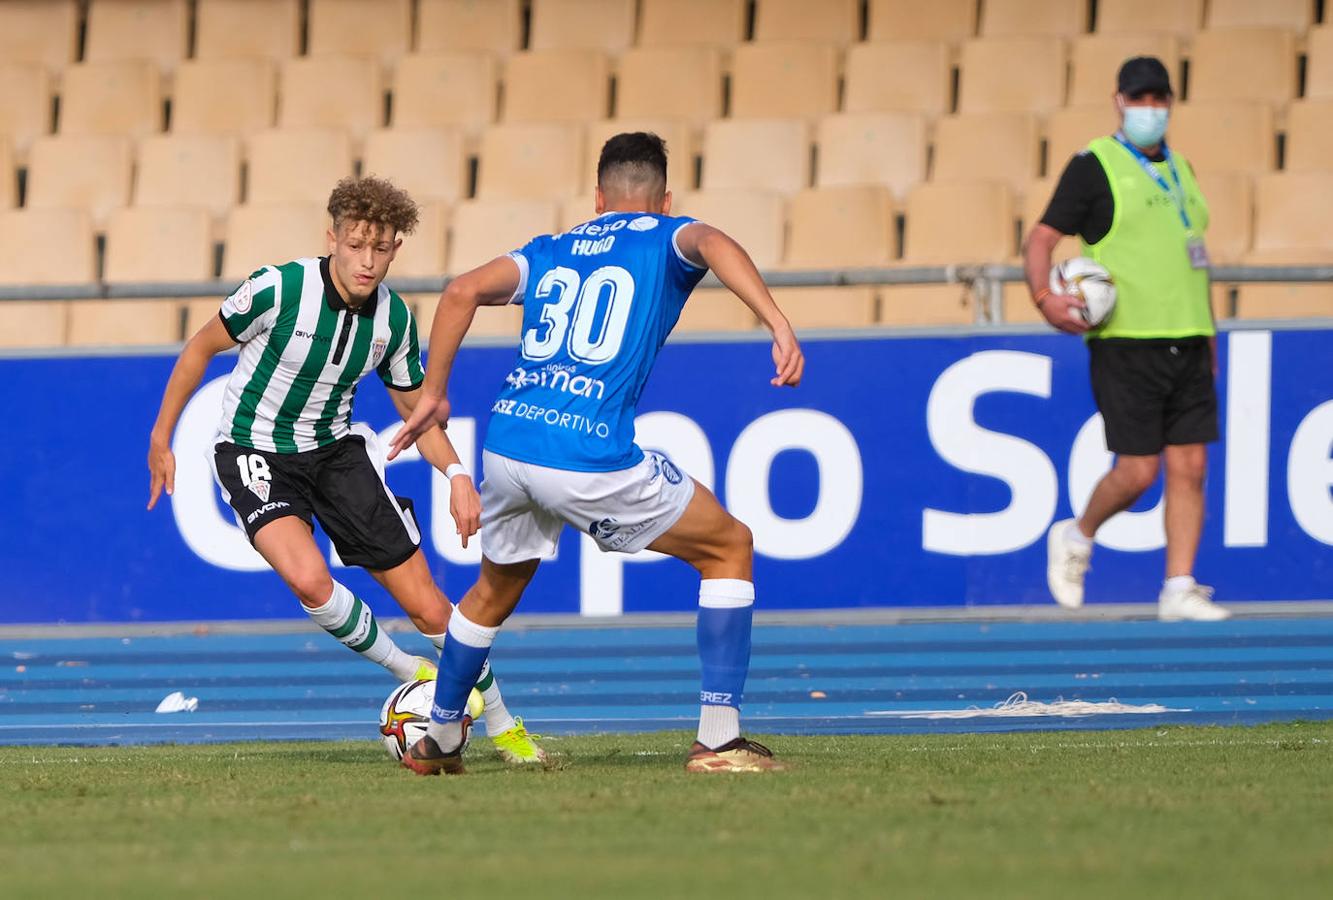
[1024,57,1229,622]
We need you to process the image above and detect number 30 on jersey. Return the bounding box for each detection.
[521,265,635,365]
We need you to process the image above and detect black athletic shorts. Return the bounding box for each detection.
[1087,336,1219,456]
[212,433,421,571]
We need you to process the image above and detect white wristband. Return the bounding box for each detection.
[445,463,469,481]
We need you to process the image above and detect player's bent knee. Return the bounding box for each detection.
[289,571,335,608]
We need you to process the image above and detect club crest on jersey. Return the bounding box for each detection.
[588,517,621,540]
[371,337,389,366]
[229,280,253,314]
[247,480,271,502]
[628,216,658,231]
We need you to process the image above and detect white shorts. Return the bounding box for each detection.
[479,449,696,564]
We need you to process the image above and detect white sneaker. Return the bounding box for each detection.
[1159,584,1231,622]
[1046,518,1092,609]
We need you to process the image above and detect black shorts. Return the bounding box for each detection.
[1088,336,1219,456]
[212,433,421,571]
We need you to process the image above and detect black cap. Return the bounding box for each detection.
[1117,56,1173,97]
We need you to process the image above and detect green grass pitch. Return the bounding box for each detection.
[3,723,1331,899]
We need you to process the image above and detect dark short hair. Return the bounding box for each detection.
[327,175,419,235]
[596,132,668,190]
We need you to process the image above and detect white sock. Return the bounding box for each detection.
[1163,575,1196,596]
[475,660,517,736]
[301,582,417,681]
[424,631,445,651]
[1065,523,1094,549]
[697,705,741,749]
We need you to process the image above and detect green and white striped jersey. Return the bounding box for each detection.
[216,257,423,454]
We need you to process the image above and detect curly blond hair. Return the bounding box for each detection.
[327,175,419,235]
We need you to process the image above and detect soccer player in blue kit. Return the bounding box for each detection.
[389,133,804,774]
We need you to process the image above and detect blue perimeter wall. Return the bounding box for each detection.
[2,327,1330,623]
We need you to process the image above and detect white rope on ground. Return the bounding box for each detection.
[866,691,1188,719]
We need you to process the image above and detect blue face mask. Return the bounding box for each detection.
[1121,105,1170,148]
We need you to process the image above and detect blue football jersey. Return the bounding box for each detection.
[483,212,709,472]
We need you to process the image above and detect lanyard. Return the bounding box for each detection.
[1113,132,1192,231]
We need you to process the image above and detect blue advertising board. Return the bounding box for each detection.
[1,327,1330,623]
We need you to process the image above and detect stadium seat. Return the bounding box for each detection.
[0,208,95,285]
[1234,266,1333,319]
[673,290,760,332]
[529,0,635,54]
[980,0,1088,37]
[1067,34,1180,108]
[58,62,162,138]
[195,0,300,62]
[67,299,184,346]
[903,180,1015,263]
[0,63,51,161]
[771,287,879,329]
[615,47,724,122]
[637,0,746,48]
[1045,107,1116,175]
[957,37,1068,114]
[476,123,584,200]
[754,0,860,44]
[0,0,79,74]
[362,129,467,205]
[784,186,896,268]
[1188,29,1297,106]
[1250,173,1333,256]
[445,198,558,275]
[582,120,694,192]
[932,112,1041,196]
[0,301,68,348]
[1282,100,1333,173]
[1307,27,1333,99]
[307,0,411,69]
[171,59,278,135]
[1019,179,1073,252]
[503,51,610,124]
[1095,0,1203,40]
[1206,0,1313,30]
[729,43,841,120]
[866,0,977,42]
[700,119,811,194]
[388,202,448,279]
[221,205,331,279]
[104,207,214,281]
[877,283,976,326]
[559,194,597,231]
[134,134,242,219]
[245,129,354,206]
[843,41,952,117]
[672,190,786,269]
[184,299,228,337]
[1191,172,1253,264]
[84,0,188,75]
[278,57,384,138]
[391,53,498,134]
[815,112,928,200]
[25,135,133,225]
[417,0,522,55]
[1169,102,1276,175]
[414,293,525,341]
[0,142,11,209]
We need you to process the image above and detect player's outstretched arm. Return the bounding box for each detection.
[147,316,237,510]
[387,387,481,547]
[676,223,804,387]
[1023,223,1088,335]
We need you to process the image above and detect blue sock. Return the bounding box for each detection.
[697,579,754,724]
[429,609,497,726]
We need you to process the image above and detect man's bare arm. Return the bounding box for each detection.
[388,386,481,547]
[1023,223,1089,335]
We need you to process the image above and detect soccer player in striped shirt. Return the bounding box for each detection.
[146,177,544,763]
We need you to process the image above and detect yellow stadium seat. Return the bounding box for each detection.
[134,134,241,219]
[1250,173,1333,255]
[185,299,228,338]
[417,0,522,55]
[0,63,51,161]
[980,0,1088,37]
[1282,100,1333,173]
[415,293,525,342]
[637,0,746,48]
[582,120,695,192]
[195,0,300,62]
[1206,0,1313,30]
[446,199,558,274]
[1001,285,1051,325]
[932,112,1040,196]
[866,0,977,42]
[84,0,188,75]
[615,47,724,122]
[1020,179,1074,253]
[672,191,786,269]
[1234,269,1333,320]
[503,51,611,123]
[674,290,760,332]
[0,1,79,74]
[1045,107,1116,174]
[0,209,95,285]
[1188,28,1297,106]
[221,205,330,279]
[903,180,1015,263]
[25,135,133,225]
[104,206,214,281]
[307,0,410,68]
[59,61,161,138]
[529,0,635,53]
[0,142,12,209]
[957,37,1067,114]
[363,129,467,205]
[843,41,952,117]
[754,0,860,44]
[701,119,811,194]
[68,300,184,346]
[0,301,68,348]
[557,194,594,231]
[1307,27,1333,99]
[1068,34,1179,107]
[772,287,879,329]
[1191,172,1252,264]
[278,57,384,138]
[389,202,448,279]
[476,123,584,200]
[878,284,976,326]
[245,129,354,206]
[815,112,928,200]
[1169,102,1276,175]
[784,186,895,268]
[1095,0,1202,39]
[729,43,840,120]
[171,59,277,135]
[391,53,498,133]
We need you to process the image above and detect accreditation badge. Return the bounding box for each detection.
[1187,237,1210,270]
